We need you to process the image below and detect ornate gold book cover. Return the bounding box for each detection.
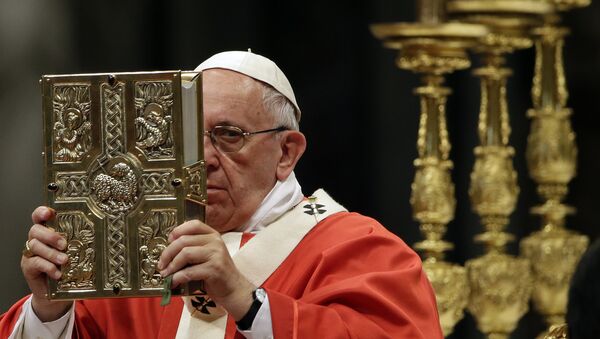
[41,71,206,300]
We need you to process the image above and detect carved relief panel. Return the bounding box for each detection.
[42,71,205,299]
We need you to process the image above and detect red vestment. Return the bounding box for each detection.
[1,212,442,338]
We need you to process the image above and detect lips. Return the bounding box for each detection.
[206,184,226,202]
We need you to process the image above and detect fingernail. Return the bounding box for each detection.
[160,270,167,277]
[157,260,163,270]
[53,271,62,280]
[57,253,68,264]
[58,238,67,250]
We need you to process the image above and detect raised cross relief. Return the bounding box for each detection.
[42,71,204,300]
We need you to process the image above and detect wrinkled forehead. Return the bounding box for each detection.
[202,69,272,128]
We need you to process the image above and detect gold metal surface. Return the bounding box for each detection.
[447,1,553,337]
[22,240,34,258]
[520,0,590,334]
[42,71,206,299]
[448,1,553,15]
[544,323,568,339]
[466,252,532,339]
[371,3,488,335]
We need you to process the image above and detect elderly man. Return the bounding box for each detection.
[1,51,442,338]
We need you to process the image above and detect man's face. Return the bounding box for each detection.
[203,69,283,232]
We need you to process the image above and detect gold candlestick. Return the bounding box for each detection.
[447,1,552,338]
[520,0,589,335]
[371,1,487,335]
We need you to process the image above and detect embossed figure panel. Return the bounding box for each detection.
[56,212,96,290]
[42,71,205,300]
[134,81,175,160]
[138,210,177,289]
[52,85,92,163]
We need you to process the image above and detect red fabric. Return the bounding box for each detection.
[0,296,28,337]
[1,212,442,338]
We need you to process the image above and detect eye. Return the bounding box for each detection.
[213,126,243,143]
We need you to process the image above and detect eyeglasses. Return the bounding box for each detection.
[204,125,288,153]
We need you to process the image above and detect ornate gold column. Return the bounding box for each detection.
[447,1,551,338]
[520,0,589,334]
[371,1,487,335]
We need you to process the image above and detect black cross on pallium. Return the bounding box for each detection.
[303,199,326,216]
[191,296,217,314]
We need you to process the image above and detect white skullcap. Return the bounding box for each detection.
[195,51,301,122]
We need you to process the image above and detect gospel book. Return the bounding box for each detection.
[41,70,205,299]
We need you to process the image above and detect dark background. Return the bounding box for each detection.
[1,1,598,338]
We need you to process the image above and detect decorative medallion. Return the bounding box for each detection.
[90,161,139,215]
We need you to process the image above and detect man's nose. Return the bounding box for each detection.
[203,134,219,169]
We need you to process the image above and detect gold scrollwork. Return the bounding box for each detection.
[526,109,577,187]
[397,54,471,74]
[521,227,588,324]
[411,164,455,225]
[467,253,533,337]
[55,172,89,200]
[102,83,126,157]
[142,170,175,196]
[185,160,207,204]
[423,259,470,336]
[106,214,128,289]
[470,147,519,219]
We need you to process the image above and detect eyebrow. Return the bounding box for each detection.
[212,120,254,131]
[212,120,237,127]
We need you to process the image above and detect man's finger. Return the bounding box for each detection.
[157,234,215,271]
[29,224,67,251]
[22,256,63,281]
[27,238,68,265]
[168,220,217,242]
[170,264,210,289]
[159,244,212,278]
[31,206,55,225]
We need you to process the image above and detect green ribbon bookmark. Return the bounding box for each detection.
[161,275,173,306]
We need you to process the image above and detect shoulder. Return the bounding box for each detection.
[299,211,420,264]
[313,211,409,244]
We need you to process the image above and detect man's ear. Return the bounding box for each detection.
[276,131,307,181]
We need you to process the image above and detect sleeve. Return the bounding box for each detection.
[264,221,443,339]
[237,294,274,339]
[1,296,74,339]
[0,296,28,338]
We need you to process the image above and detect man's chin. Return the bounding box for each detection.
[205,207,231,233]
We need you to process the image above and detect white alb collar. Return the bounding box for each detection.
[239,171,303,233]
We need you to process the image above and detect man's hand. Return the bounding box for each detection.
[21,207,72,322]
[157,220,255,320]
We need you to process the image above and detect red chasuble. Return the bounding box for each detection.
[1,212,443,338]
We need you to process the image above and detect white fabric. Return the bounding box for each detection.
[176,189,347,339]
[238,296,273,339]
[8,296,74,339]
[239,171,303,233]
[195,51,301,121]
